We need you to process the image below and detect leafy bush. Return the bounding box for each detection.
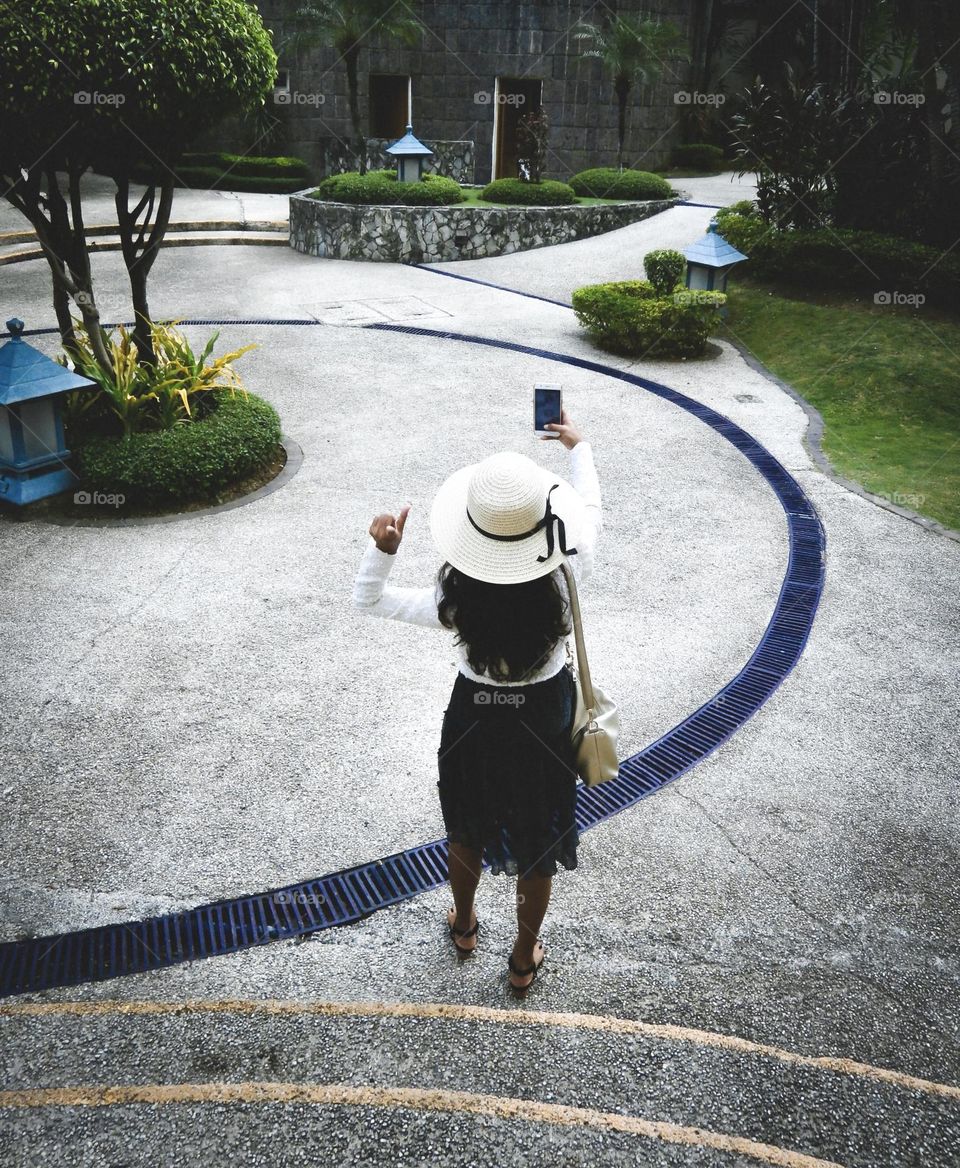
[712,208,960,307]
[643,249,686,296]
[479,178,577,205]
[62,321,256,438]
[568,168,674,200]
[313,169,463,205]
[572,280,725,358]
[72,389,282,508]
[132,152,311,192]
[671,143,725,171]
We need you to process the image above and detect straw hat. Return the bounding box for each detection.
[430,451,585,584]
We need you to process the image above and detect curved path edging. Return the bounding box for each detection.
[0,322,826,998]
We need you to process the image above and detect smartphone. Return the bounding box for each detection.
[534,384,562,437]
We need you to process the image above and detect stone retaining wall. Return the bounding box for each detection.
[289,194,679,263]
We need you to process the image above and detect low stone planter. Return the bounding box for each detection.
[289,190,679,263]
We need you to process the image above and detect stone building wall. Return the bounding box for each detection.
[250,1,692,182]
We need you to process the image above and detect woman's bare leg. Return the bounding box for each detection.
[448,842,483,945]
[512,870,551,983]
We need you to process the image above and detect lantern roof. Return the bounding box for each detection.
[682,222,747,269]
[0,318,97,406]
[385,124,434,158]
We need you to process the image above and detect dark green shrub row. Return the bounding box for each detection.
[714,204,960,307]
[173,166,307,193]
[479,178,577,206]
[313,169,464,205]
[73,389,282,507]
[670,143,725,171]
[572,280,726,358]
[133,152,311,192]
[182,152,310,177]
[568,168,674,200]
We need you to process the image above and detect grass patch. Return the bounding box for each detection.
[721,279,960,531]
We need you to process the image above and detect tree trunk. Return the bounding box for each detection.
[344,45,364,174]
[115,171,174,365]
[615,77,631,171]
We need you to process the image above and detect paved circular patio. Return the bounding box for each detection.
[1,179,958,1166]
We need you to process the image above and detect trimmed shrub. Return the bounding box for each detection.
[134,152,311,192]
[568,168,674,200]
[73,388,282,507]
[572,280,726,358]
[644,249,686,296]
[712,207,960,307]
[670,143,725,171]
[479,178,577,205]
[313,169,463,205]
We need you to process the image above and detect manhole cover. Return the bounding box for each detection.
[306,297,450,326]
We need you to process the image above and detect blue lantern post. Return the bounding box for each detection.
[682,221,748,293]
[385,124,435,183]
[0,318,97,506]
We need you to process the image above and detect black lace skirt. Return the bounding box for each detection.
[437,664,580,879]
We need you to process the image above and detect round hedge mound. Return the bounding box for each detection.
[313,169,463,206]
[568,168,674,200]
[479,178,577,206]
[572,280,725,358]
[73,388,282,507]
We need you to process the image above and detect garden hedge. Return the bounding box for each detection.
[670,143,725,171]
[568,168,674,200]
[572,280,726,358]
[133,152,311,193]
[714,204,960,307]
[479,178,577,205]
[313,169,464,205]
[72,388,282,507]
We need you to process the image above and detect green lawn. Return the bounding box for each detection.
[720,280,960,531]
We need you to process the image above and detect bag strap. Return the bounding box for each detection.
[560,560,596,715]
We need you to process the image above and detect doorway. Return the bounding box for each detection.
[369,74,411,140]
[492,77,543,179]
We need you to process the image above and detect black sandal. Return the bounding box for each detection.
[507,942,545,992]
[447,906,479,956]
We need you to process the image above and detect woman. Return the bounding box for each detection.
[353,410,602,993]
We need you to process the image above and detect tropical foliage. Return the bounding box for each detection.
[573,14,688,170]
[62,321,257,438]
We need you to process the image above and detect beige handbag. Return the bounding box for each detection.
[560,561,620,787]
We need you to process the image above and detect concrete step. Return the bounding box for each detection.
[0,996,956,1166]
[0,229,289,265]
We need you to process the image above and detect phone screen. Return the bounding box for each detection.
[534,386,562,432]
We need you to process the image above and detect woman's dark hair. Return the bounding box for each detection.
[437,562,571,683]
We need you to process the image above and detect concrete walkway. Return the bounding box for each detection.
[0,172,957,1167]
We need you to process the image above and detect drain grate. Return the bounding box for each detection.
[0,322,825,999]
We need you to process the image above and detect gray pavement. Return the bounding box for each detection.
[1,173,958,1168]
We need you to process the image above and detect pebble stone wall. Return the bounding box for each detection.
[289,193,679,263]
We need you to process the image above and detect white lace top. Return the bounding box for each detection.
[352,442,602,686]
